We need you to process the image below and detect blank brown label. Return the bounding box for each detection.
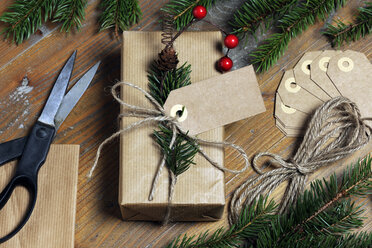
[163,66,266,136]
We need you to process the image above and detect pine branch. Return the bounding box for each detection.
[148,62,200,176]
[313,200,364,236]
[251,0,346,72]
[230,0,297,36]
[256,156,372,247]
[148,62,192,106]
[166,196,277,248]
[324,2,372,47]
[294,232,372,248]
[0,0,141,43]
[154,124,199,176]
[99,0,141,36]
[257,200,365,247]
[161,0,218,30]
[0,0,57,44]
[166,157,372,247]
[53,0,87,32]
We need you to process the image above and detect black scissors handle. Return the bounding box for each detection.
[0,174,37,243]
[0,137,26,166]
[0,121,55,243]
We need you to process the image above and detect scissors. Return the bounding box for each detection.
[0,51,100,243]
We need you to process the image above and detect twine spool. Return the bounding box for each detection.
[229,96,372,224]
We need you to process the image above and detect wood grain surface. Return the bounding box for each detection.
[0,0,370,247]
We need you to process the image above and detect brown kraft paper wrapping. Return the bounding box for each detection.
[120,31,225,221]
[0,145,79,248]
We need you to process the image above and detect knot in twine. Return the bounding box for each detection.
[229,96,372,224]
[88,81,250,224]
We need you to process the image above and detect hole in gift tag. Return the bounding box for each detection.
[176,109,183,117]
[285,77,301,93]
[281,103,296,114]
[301,60,312,75]
[319,56,331,72]
[338,57,354,72]
[170,104,188,122]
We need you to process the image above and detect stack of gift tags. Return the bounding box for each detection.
[275,50,372,137]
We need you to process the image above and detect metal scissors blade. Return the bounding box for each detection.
[38,51,77,126]
[54,61,100,130]
[0,56,100,167]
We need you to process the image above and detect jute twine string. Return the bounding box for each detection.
[87,81,250,224]
[229,96,372,224]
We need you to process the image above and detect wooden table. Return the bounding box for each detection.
[0,0,370,247]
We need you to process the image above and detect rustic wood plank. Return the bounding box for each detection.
[0,0,370,247]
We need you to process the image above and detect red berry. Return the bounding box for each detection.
[192,5,207,19]
[224,34,239,49]
[218,56,233,71]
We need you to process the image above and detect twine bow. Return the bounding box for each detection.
[88,81,250,223]
[229,96,372,224]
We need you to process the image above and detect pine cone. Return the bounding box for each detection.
[156,46,179,71]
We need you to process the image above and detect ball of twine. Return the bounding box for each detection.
[229,96,372,224]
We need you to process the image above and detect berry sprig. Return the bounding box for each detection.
[191,5,239,72]
[163,5,239,73]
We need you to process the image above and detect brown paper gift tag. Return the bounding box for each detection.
[327,50,372,118]
[310,50,342,98]
[275,93,309,130]
[276,119,304,137]
[120,31,225,221]
[293,51,330,101]
[0,145,79,248]
[163,66,266,136]
[277,70,322,114]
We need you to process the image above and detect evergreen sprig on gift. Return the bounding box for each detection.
[161,0,219,30]
[230,0,297,36]
[0,0,141,44]
[324,2,372,47]
[148,62,191,106]
[154,124,199,176]
[148,61,199,176]
[250,0,346,72]
[166,157,372,247]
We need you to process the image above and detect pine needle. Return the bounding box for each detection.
[161,0,219,30]
[0,0,142,43]
[154,124,199,176]
[251,0,347,72]
[99,0,141,37]
[0,0,57,44]
[230,0,297,36]
[53,0,87,32]
[148,62,199,176]
[324,2,372,47]
[166,196,277,247]
[166,156,372,247]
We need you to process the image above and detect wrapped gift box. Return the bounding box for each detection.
[120,31,226,221]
